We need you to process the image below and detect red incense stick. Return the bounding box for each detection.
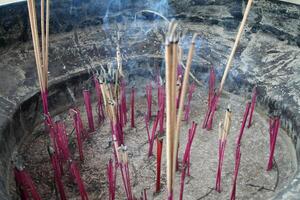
[14,167,41,200]
[148,111,160,157]
[83,90,95,132]
[70,108,85,161]
[41,90,49,115]
[69,161,89,200]
[146,83,152,120]
[237,102,251,145]
[247,86,257,128]
[230,146,241,200]
[55,121,71,163]
[131,87,135,128]
[121,79,128,124]
[179,122,197,200]
[48,147,67,200]
[267,116,280,171]
[107,159,116,200]
[156,135,163,193]
[157,85,165,133]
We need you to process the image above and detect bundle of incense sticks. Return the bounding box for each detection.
[83,90,95,132]
[55,121,71,163]
[267,116,280,171]
[156,134,163,193]
[118,146,133,200]
[27,0,50,115]
[131,87,135,128]
[247,86,257,128]
[14,166,41,200]
[145,111,160,157]
[230,145,241,200]
[70,108,86,161]
[69,161,89,200]
[48,147,67,200]
[215,107,232,193]
[120,79,128,124]
[179,122,197,200]
[165,20,179,199]
[107,159,116,200]
[157,84,165,133]
[208,66,216,109]
[93,76,105,124]
[184,83,196,122]
[146,83,152,120]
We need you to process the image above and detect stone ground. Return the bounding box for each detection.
[9,83,296,200]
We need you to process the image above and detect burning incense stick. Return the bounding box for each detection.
[14,165,41,200]
[83,90,95,132]
[218,0,253,95]
[165,20,178,199]
[173,33,197,176]
[156,133,163,193]
[131,87,135,128]
[267,116,280,171]
[215,106,232,193]
[69,160,89,200]
[247,86,257,128]
[107,159,116,200]
[27,0,50,115]
[48,147,67,200]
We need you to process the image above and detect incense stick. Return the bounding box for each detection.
[131,87,135,128]
[247,86,257,128]
[218,0,253,95]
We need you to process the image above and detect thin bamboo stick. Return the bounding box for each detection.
[218,0,253,95]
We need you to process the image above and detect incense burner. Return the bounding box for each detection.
[0,0,299,199]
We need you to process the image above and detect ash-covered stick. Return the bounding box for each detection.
[247,86,257,128]
[83,90,95,132]
[48,147,67,200]
[208,66,216,108]
[69,160,89,200]
[93,76,105,123]
[267,116,280,171]
[14,165,42,200]
[146,83,152,120]
[131,87,135,128]
[148,111,160,157]
[237,102,251,145]
[156,134,164,193]
[70,108,85,161]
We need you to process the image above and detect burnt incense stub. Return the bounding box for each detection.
[0,0,299,200]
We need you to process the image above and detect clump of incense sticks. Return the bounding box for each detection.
[215,106,232,193]
[27,0,50,115]
[118,146,133,200]
[146,83,152,120]
[267,116,280,171]
[93,76,105,124]
[48,147,67,200]
[247,86,257,128]
[83,90,95,132]
[131,87,135,128]
[179,122,197,200]
[70,108,86,161]
[230,103,250,200]
[107,159,116,200]
[55,120,71,163]
[156,133,164,193]
[69,160,89,200]
[14,165,41,200]
[184,83,196,122]
[165,20,179,199]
